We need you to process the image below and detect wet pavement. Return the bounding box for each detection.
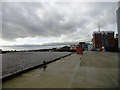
[2,51,118,88]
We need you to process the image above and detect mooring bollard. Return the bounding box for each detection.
[43,61,47,71]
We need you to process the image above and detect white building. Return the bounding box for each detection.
[70,45,77,50]
[88,44,93,51]
[117,1,120,51]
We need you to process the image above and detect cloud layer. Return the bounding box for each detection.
[1,2,118,45]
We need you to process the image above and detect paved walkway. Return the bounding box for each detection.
[2,51,118,88]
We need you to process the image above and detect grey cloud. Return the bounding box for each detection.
[89,2,117,28]
[2,2,118,42]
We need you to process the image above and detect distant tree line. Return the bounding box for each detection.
[1,46,76,54]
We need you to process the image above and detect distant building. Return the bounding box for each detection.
[114,34,119,51]
[92,31,116,51]
[79,42,85,47]
[70,45,77,50]
[0,49,2,54]
[116,1,120,51]
[70,42,92,51]
[88,44,93,51]
[92,31,102,49]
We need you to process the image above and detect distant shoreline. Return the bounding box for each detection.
[1,47,76,54]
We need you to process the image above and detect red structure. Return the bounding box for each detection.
[92,32,102,49]
[92,31,117,51]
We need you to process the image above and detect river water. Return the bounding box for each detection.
[2,51,71,78]
[1,45,65,51]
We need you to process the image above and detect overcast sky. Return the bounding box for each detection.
[1,1,118,46]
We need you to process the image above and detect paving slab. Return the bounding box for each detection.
[2,51,118,88]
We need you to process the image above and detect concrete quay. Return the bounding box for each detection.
[2,51,118,88]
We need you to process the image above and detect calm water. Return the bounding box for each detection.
[1,45,65,51]
[2,52,71,77]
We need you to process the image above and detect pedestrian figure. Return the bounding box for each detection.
[102,46,105,52]
[42,61,47,71]
[76,44,84,59]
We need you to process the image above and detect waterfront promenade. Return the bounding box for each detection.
[2,51,118,88]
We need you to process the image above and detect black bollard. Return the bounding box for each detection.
[43,61,47,71]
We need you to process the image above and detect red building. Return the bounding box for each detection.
[92,32,102,49]
[92,31,116,51]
